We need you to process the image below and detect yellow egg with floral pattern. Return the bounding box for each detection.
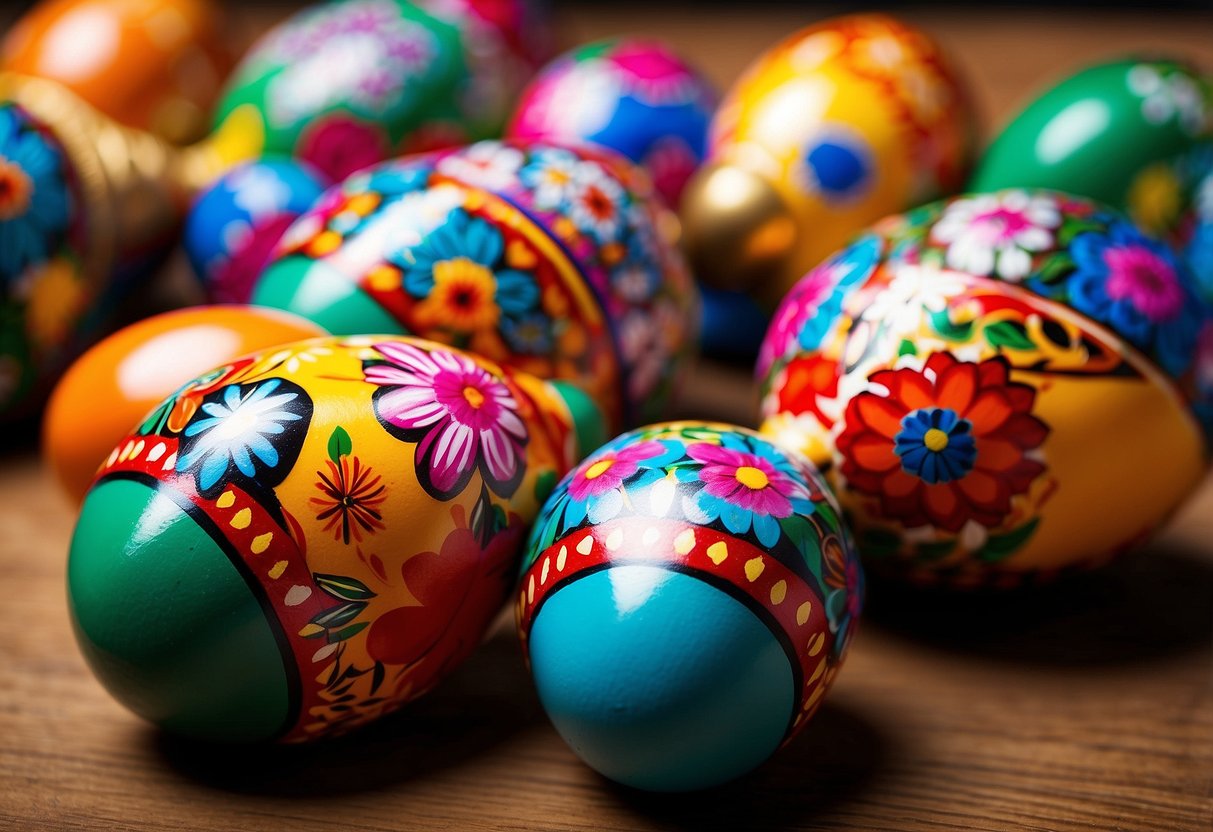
[681,13,975,306]
[758,190,1213,587]
[67,336,603,742]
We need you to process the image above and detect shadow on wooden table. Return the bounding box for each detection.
[863,543,1213,666]
[151,627,546,795]
[607,701,891,831]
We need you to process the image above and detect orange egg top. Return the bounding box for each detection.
[1,0,235,143]
[43,305,324,503]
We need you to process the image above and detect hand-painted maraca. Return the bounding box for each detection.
[680,14,976,307]
[1,0,234,144]
[508,38,717,209]
[507,37,767,360]
[250,140,700,432]
[757,189,1213,587]
[0,76,216,420]
[517,421,862,790]
[185,158,329,303]
[68,336,601,742]
[215,0,550,181]
[968,57,1213,298]
[0,0,549,420]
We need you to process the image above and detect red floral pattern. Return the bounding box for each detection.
[836,352,1049,532]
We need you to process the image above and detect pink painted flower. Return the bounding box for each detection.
[687,442,804,517]
[1104,244,1185,321]
[298,116,390,181]
[756,260,837,378]
[931,191,1061,281]
[611,41,699,106]
[366,341,528,498]
[567,440,666,501]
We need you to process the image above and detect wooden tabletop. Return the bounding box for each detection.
[3,5,1213,831]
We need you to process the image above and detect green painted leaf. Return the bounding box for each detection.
[898,338,918,357]
[929,308,973,342]
[329,621,370,644]
[315,573,376,601]
[1034,253,1075,285]
[976,518,1040,563]
[310,602,366,629]
[984,321,1036,351]
[370,661,386,695]
[327,426,352,464]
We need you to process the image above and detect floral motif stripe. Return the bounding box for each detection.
[516,517,834,732]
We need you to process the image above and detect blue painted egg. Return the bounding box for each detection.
[516,421,863,791]
[508,39,768,360]
[184,157,327,303]
[508,38,717,209]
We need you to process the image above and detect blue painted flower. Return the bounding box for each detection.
[365,162,431,197]
[685,432,816,548]
[395,207,539,326]
[177,379,306,492]
[1068,220,1206,376]
[893,407,977,484]
[0,105,71,285]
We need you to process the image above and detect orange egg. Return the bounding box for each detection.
[43,305,324,502]
[1,0,234,144]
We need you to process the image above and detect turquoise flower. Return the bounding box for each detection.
[177,379,307,493]
[394,207,539,319]
[0,105,71,285]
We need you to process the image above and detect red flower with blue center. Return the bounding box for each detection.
[837,352,1049,532]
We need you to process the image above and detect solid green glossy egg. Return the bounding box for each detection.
[969,58,1212,220]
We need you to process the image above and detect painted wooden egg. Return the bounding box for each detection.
[507,38,717,209]
[68,335,599,742]
[1114,143,1213,303]
[184,158,328,303]
[517,421,862,791]
[43,305,325,502]
[209,0,549,182]
[0,96,90,420]
[680,13,975,306]
[250,140,700,433]
[757,189,1213,587]
[506,38,766,361]
[969,58,1212,228]
[1,0,234,144]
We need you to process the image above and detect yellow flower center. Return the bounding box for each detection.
[0,158,33,221]
[462,385,485,409]
[735,465,769,490]
[584,459,614,480]
[1127,163,1181,233]
[426,257,500,331]
[923,428,949,452]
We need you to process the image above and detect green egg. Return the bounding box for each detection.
[969,58,1212,218]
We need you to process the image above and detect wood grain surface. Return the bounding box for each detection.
[2,5,1213,831]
